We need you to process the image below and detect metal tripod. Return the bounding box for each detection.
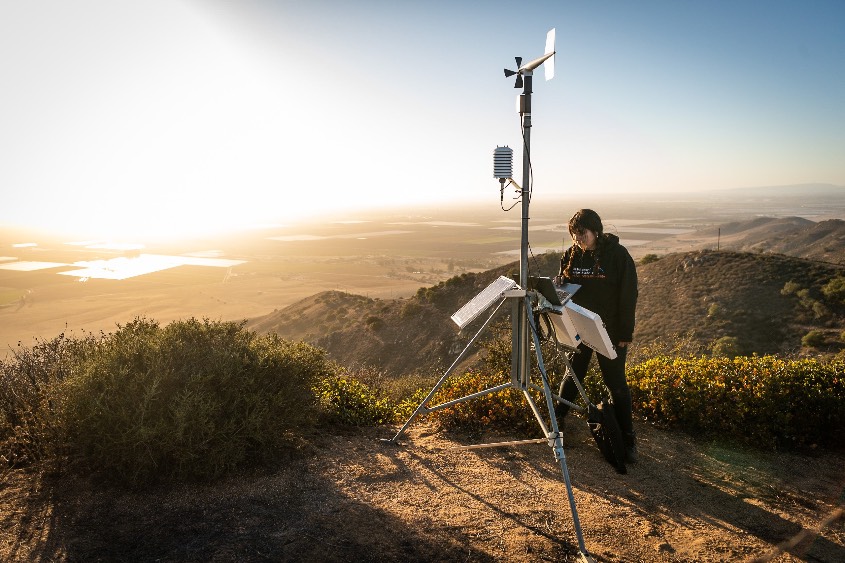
[387,32,597,561]
[386,289,597,563]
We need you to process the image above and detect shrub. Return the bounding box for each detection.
[2,317,335,484]
[711,336,742,357]
[314,375,392,426]
[628,355,845,449]
[802,330,826,348]
[0,331,100,467]
[401,301,423,318]
[426,369,536,432]
[781,281,801,296]
[365,316,385,330]
[393,387,432,423]
[821,276,845,304]
[640,253,660,265]
[812,301,830,319]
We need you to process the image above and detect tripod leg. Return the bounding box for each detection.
[387,297,508,443]
[556,349,595,411]
[528,310,594,562]
[553,440,591,559]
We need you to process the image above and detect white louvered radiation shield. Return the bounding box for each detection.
[493,146,513,180]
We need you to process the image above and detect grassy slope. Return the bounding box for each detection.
[249,250,845,376]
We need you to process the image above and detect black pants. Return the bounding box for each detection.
[559,343,634,436]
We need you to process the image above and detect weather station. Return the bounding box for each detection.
[384,29,624,563]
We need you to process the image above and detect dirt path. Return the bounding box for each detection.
[2,421,843,562]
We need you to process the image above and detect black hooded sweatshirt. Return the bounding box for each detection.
[558,233,638,343]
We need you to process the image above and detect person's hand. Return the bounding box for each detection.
[617,341,631,348]
[553,275,564,285]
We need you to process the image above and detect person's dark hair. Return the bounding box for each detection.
[568,208,604,239]
[562,208,608,278]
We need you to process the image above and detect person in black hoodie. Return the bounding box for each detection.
[553,209,639,462]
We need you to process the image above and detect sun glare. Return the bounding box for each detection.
[16,205,245,243]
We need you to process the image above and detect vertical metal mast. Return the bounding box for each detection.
[504,28,552,392]
[520,72,533,286]
[387,28,597,563]
[512,71,533,389]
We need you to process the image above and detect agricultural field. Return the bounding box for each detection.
[1,192,843,357]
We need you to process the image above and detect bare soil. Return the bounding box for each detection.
[2,419,843,562]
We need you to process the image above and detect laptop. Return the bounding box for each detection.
[529,276,580,307]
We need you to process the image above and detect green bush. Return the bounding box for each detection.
[821,275,845,304]
[392,335,845,451]
[393,387,432,423]
[802,330,826,348]
[425,369,536,432]
[315,375,392,426]
[0,330,100,467]
[812,301,831,319]
[6,316,844,484]
[401,301,422,318]
[781,281,801,296]
[628,355,845,449]
[711,336,743,357]
[1,317,335,484]
[640,253,660,265]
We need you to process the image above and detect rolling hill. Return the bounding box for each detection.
[676,217,845,264]
[248,250,845,377]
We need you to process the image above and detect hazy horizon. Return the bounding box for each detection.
[2,190,844,358]
[2,181,844,243]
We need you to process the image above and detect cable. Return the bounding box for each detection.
[533,310,554,342]
[502,111,541,277]
[518,109,536,276]
[527,241,542,280]
[519,118,534,205]
[500,180,520,212]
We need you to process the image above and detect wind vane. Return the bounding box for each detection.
[504,28,555,88]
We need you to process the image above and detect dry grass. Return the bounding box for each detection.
[2,423,843,562]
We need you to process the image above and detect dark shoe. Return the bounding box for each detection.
[624,432,638,464]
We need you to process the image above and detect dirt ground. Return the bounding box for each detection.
[1,418,843,562]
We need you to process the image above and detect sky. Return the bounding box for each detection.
[1,0,844,239]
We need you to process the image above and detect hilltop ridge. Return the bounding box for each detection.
[676,217,845,264]
[249,249,845,377]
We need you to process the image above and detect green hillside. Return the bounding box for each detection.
[249,250,845,377]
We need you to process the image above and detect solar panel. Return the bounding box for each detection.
[451,276,518,329]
